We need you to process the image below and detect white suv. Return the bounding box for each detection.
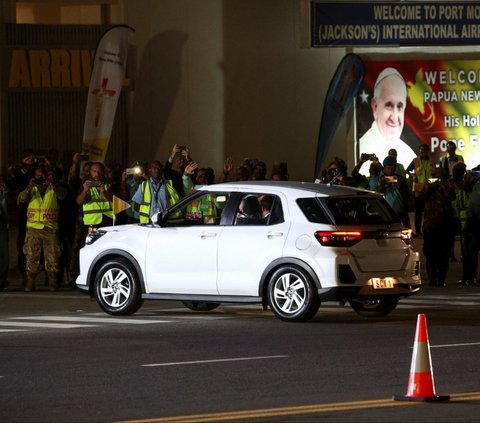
[76,181,421,322]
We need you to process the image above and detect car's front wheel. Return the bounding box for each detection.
[182,301,220,311]
[267,265,320,322]
[94,258,143,316]
[349,298,398,318]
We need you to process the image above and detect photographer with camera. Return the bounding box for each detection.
[319,157,352,186]
[76,161,114,246]
[351,153,383,190]
[406,143,437,237]
[119,161,146,224]
[131,159,181,224]
[374,155,411,228]
[17,165,67,292]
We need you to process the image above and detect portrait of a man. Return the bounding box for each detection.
[359,67,417,168]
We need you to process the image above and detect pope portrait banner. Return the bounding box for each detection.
[356,59,480,169]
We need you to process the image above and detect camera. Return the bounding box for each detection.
[78,154,90,161]
[327,167,339,178]
[87,180,102,187]
[361,153,377,161]
[34,177,45,185]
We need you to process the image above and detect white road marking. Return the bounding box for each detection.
[0,321,97,329]
[431,341,480,348]
[142,355,289,367]
[10,316,172,324]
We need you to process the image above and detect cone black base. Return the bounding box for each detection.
[392,394,450,402]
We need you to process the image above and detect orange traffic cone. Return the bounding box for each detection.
[393,313,450,402]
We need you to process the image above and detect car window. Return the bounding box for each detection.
[165,192,229,227]
[234,193,284,226]
[325,197,400,225]
[296,198,331,223]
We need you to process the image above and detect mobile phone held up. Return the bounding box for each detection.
[384,176,398,184]
[361,153,377,161]
[176,145,187,155]
[87,180,101,187]
[126,166,141,175]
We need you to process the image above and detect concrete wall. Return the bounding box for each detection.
[124,0,347,181]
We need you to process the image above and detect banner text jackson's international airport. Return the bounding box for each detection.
[311,2,480,47]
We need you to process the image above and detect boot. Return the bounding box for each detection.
[47,272,58,292]
[24,271,37,292]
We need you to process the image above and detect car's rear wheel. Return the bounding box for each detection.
[182,301,220,311]
[267,265,320,322]
[349,298,398,318]
[94,258,143,316]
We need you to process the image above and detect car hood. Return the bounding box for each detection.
[97,223,142,233]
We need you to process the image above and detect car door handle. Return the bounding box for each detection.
[200,232,217,239]
[267,232,283,238]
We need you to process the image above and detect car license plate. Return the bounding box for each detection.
[372,278,394,289]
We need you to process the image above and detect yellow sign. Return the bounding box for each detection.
[8,48,133,89]
[113,195,131,216]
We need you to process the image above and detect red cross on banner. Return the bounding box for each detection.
[82,25,135,162]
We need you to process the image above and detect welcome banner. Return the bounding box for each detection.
[356,59,480,169]
[82,25,135,162]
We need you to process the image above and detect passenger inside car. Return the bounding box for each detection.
[235,195,263,225]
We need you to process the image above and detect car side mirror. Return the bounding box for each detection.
[152,212,163,226]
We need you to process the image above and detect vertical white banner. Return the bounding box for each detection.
[82,25,135,162]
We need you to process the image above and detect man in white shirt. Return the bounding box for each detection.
[359,67,416,174]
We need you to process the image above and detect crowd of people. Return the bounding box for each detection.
[318,140,480,289]
[0,145,289,292]
[1,140,479,292]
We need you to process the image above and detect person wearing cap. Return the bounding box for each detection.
[359,67,416,174]
[439,140,464,178]
[406,143,437,237]
[374,155,411,228]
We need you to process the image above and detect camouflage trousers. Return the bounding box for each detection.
[23,227,61,273]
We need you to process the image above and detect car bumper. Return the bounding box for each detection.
[317,282,421,302]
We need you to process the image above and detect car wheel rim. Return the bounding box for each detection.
[358,300,379,309]
[100,268,131,308]
[273,273,306,314]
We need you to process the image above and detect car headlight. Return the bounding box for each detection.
[85,229,107,245]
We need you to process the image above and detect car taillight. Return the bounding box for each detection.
[315,231,363,247]
[401,228,412,245]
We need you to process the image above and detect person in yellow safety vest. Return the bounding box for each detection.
[76,161,114,248]
[18,165,67,292]
[406,143,437,237]
[132,160,181,224]
[183,165,219,223]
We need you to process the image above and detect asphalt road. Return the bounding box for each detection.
[1,283,480,423]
